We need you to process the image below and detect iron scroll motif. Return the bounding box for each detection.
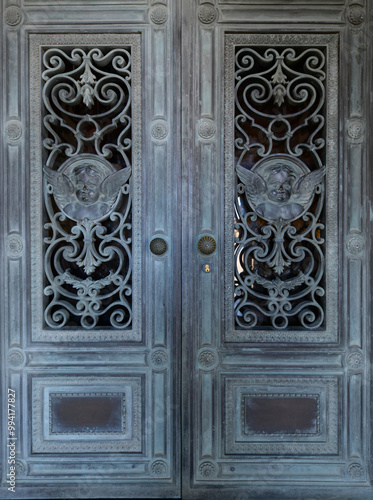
[233,44,327,330]
[42,46,134,329]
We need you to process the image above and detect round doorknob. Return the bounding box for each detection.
[198,236,216,255]
[150,237,168,256]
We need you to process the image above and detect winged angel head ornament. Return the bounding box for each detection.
[236,156,326,223]
[44,155,131,221]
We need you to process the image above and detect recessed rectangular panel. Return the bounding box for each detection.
[32,376,142,453]
[50,394,124,434]
[242,395,319,436]
[224,375,339,455]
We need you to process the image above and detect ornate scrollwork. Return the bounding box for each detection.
[42,46,134,330]
[233,45,327,330]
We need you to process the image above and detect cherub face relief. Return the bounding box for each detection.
[72,165,103,206]
[266,166,294,205]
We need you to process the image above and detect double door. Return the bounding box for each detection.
[1,0,372,498]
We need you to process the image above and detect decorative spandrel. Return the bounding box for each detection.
[226,36,339,335]
[41,45,136,330]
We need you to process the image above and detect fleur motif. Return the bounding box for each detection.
[79,60,97,109]
[271,60,288,106]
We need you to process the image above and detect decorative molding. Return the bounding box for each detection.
[198,5,217,24]
[8,348,26,370]
[149,5,168,25]
[29,34,142,342]
[224,33,339,343]
[49,392,126,435]
[198,119,216,140]
[6,120,23,141]
[7,234,24,258]
[347,5,365,26]
[149,349,168,369]
[151,121,168,141]
[32,376,142,453]
[225,376,339,455]
[346,350,364,370]
[241,393,320,437]
[150,460,168,477]
[4,7,23,26]
[150,237,168,256]
[198,236,216,255]
[346,234,364,255]
[198,349,217,370]
[346,462,365,480]
[347,119,364,141]
[14,460,26,477]
[198,461,217,478]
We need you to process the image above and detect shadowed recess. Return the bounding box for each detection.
[243,395,319,435]
[50,394,124,434]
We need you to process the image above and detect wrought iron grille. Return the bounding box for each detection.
[41,46,134,329]
[233,45,327,330]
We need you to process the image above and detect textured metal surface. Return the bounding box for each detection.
[181,0,372,499]
[1,0,372,499]
[1,0,181,498]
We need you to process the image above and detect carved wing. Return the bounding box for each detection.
[100,166,132,206]
[236,164,267,205]
[292,166,326,206]
[43,166,74,206]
